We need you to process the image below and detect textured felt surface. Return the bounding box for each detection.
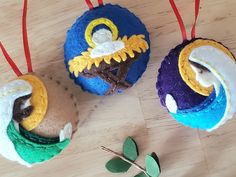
[145,154,161,177]
[64,4,150,95]
[0,79,32,167]
[157,39,207,110]
[157,38,236,131]
[122,137,138,161]
[7,121,70,164]
[19,125,59,145]
[105,157,132,173]
[171,86,226,130]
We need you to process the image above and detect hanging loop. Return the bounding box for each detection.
[169,0,201,41]
[85,0,104,10]
[191,0,200,39]
[22,0,33,73]
[0,0,33,77]
[0,42,23,77]
[169,0,187,41]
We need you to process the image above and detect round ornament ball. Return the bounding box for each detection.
[157,38,236,131]
[64,3,150,95]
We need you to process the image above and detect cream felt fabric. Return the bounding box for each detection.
[59,123,72,142]
[165,94,178,113]
[0,79,32,167]
[189,45,236,131]
[190,64,221,96]
[31,75,78,138]
[90,29,125,58]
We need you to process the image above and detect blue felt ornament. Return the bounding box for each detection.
[64,1,150,95]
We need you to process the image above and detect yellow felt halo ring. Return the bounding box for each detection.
[85,18,119,48]
[18,74,48,131]
[179,39,235,96]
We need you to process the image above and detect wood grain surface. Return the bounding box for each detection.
[1,0,236,176]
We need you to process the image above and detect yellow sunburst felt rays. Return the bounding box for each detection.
[69,35,149,77]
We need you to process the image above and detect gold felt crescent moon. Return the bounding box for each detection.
[19,74,48,131]
[179,39,235,96]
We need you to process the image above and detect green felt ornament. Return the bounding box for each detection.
[123,137,139,161]
[106,157,132,173]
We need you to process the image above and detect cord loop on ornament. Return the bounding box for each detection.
[169,0,201,41]
[85,0,104,10]
[0,0,33,77]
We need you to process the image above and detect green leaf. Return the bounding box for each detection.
[123,137,139,161]
[105,157,132,173]
[150,152,161,173]
[134,172,148,177]
[145,155,161,177]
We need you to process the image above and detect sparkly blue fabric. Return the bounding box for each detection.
[64,4,150,95]
[171,85,227,130]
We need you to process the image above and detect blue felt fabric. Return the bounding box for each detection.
[171,85,227,130]
[157,39,207,110]
[64,4,150,95]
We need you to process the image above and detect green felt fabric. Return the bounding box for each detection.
[123,137,139,161]
[19,126,59,145]
[150,152,161,173]
[145,155,160,177]
[134,172,147,177]
[7,121,70,164]
[105,157,131,173]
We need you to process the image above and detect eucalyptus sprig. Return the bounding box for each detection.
[101,137,161,177]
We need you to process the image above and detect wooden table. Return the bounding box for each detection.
[1,0,236,176]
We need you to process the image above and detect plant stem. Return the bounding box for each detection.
[101,146,150,177]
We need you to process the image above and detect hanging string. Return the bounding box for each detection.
[0,42,23,77]
[22,0,33,73]
[191,0,200,39]
[98,0,104,6]
[169,0,187,41]
[84,0,103,10]
[0,0,34,77]
[169,0,201,41]
[85,0,94,10]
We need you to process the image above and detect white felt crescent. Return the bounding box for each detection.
[189,45,236,131]
[0,79,32,167]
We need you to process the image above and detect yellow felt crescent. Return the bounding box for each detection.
[19,74,48,131]
[179,39,235,96]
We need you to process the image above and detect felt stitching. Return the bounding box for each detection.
[64,4,151,96]
[189,56,233,130]
[69,35,149,76]
[178,39,235,96]
[39,74,80,125]
[19,125,59,144]
[170,86,227,130]
[85,18,119,48]
[19,74,48,131]
[7,121,70,164]
[156,39,207,110]
[0,80,32,167]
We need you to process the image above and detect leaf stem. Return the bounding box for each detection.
[101,146,150,177]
